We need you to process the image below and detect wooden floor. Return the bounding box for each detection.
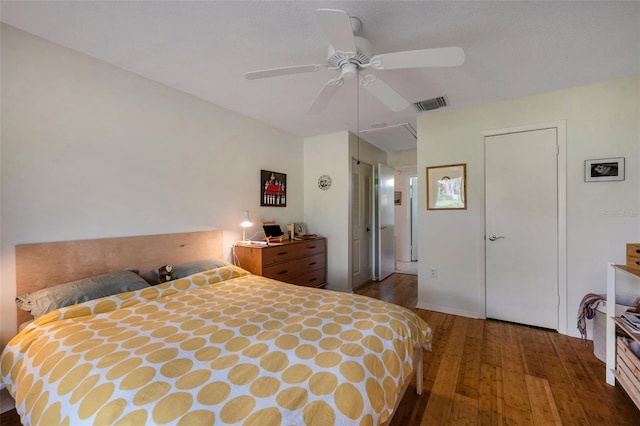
[357,274,640,425]
[2,273,639,425]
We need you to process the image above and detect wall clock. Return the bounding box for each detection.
[318,174,332,191]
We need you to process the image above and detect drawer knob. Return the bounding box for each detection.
[309,262,317,266]
[278,270,288,275]
[636,249,640,254]
[277,252,288,256]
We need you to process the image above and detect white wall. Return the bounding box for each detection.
[417,75,640,337]
[387,149,417,169]
[0,24,305,349]
[303,132,350,292]
[303,132,386,293]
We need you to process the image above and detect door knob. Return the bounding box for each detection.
[488,234,505,241]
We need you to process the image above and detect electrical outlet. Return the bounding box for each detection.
[430,268,437,278]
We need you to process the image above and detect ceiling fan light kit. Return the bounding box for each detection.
[245,8,465,114]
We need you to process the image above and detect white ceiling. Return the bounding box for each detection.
[2,1,639,152]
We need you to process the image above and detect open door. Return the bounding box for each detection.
[377,163,395,280]
[352,159,373,290]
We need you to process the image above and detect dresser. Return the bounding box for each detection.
[234,238,326,288]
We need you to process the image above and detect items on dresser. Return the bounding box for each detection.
[234,238,326,288]
[627,243,640,271]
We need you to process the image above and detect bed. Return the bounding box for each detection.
[1,231,431,425]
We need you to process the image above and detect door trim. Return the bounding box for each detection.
[480,121,567,334]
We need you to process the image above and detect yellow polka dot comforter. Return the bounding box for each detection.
[1,265,431,426]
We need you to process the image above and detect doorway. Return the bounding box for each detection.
[394,173,418,275]
[410,176,418,262]
[352,158,373,290]
[484,123,566,331]
[376,163,395,281]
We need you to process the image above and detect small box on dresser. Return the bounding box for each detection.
[234,238,326,288]
[627,243,640,271]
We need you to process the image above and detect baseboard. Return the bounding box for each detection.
[416,302,480,319]
[0,388,15,413]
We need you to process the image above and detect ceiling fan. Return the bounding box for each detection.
[245,9,465,114]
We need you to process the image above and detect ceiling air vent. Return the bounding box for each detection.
[413,96,448,112]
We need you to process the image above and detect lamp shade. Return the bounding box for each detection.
[240,211,252,227]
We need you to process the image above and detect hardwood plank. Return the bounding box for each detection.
[420,316,467,424]
[524,374,562,425]
[477,363,504,426]
[456,334,482,399]
[500,326,533,423]
[449,393,479,424]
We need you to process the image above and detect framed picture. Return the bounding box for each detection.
[261,170,287,207]
[294,223,306,236]
[426,163,467,210]
[394,191,402,206]
[585,157,625,182]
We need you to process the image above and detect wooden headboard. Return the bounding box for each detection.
[15,230,223,327]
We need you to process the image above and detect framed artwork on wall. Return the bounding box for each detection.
[394,191,402,205]
[584,157,625,182]
[426,163,467,210]
[261,170,286,207]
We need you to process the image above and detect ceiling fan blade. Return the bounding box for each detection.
[371,46,465,70]
[307,78,344,114]
[359,74,411,112]
[315,9,358,55]
[245,64,327,80]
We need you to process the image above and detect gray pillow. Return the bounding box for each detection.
[16,270,150,318]
[173,258,230,278]
[140,258,230,285]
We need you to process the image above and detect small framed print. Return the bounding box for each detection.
[585,157,625,182]
[261,170,286,206]
[426,163,467,210]
[394,191,402,206]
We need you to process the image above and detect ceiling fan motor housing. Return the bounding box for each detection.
[327,35,373,71]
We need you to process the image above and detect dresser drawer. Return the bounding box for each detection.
[262,245,299,266]
[297,240,325,257]
[292,253,325,273]
[264,254,325,281]
[290,268,326,288]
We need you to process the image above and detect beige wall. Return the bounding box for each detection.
[0,24,305,349]
[417,75,640,337]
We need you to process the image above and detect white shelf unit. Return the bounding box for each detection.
[605,262,640,409]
